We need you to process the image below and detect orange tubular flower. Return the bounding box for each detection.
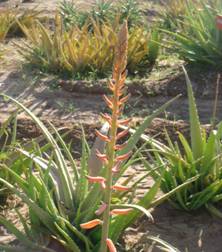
[108,79,115,91]
[112,161,122,173]
[86,175,106,189]
[103,95,113,109]
[95,202,107,216]
[80,219,103,230]
[101,113,112,125]
[96,150,108,164]
[119,94,131,104]
[114,142,127,150]
[106,239,117,252]
[116,151,132,161]
[116,128,129,140]
[95,129,110,142]
[112,184,130,191]
[86,175,106,183]
[118,118,131,126]
[110,208,133,215]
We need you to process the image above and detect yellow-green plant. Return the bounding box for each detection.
[10,9,42,37]
[18,15,159,77]
[0,10,15,41]
[0,9,41,41]
[0,22,182,252]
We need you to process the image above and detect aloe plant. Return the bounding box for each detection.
[162,0,222,66]
[143,68,222,213]
[60,0,144,30]
[0,112,25,204]
[17,15,158,77]
[0,22,182,252]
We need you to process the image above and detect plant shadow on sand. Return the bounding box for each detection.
[124,202,222,252]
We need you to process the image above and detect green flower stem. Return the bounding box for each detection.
[99,75,120,252]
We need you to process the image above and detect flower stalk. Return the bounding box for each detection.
[81,20,130,252]
[99,21,129,252]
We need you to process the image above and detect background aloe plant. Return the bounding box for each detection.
[0,9,41,42]
[0,112,26,204]
[162,0,222,66]
[60,0,144,30]
[17,15,159,78]
[0,10,15,41]
[142,68,222,213]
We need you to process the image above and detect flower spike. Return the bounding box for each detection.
[99,21,129,252]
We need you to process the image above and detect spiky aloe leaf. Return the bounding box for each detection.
[119,94,181,156]
[0,94,75,210]
[0,216,54,252]
[183,67,203,160]
[148,236,180,252]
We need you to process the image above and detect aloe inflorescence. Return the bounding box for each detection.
[80,21,132,252]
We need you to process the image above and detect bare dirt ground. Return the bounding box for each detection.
[0,1,222,252]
